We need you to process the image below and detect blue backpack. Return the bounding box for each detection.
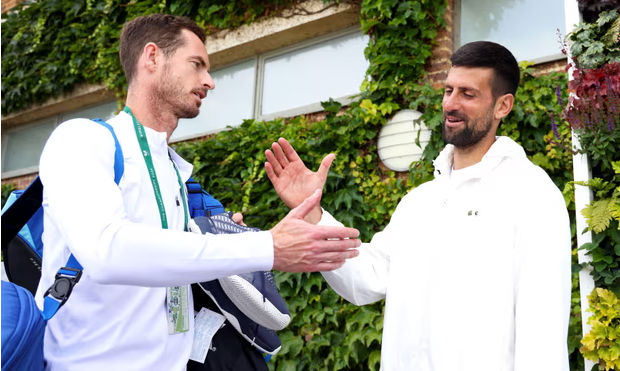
[1,119,287,370]
[0,119,123,371]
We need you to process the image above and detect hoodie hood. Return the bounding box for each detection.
[433,136,527,178]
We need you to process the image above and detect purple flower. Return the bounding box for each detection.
[550,114,561,140]
[555,85,564,106]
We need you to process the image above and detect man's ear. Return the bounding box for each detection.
[494,94,514,120]
[143,42,159,73]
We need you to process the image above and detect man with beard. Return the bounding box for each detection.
[35,14,361,370]
[264,41,571,370]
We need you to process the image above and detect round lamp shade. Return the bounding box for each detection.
[377,110,430,171]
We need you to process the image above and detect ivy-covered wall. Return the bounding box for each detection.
[1,0,307,114]
[1,0,583,370]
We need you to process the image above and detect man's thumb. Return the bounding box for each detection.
[289,189,322,220]
[318,153,335,179]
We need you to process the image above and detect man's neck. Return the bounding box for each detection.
[125,91,178,142]
[452,135,497,170]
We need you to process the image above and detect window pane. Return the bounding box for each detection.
[261,31,369,116]
[61,100,117,121]
[2,101,118,175]
[2,119,56,173]
[460,0,566,62]
[172,59,256,141]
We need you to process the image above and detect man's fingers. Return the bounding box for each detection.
[231,212,246,226]
[278,138,302,163]
[311,260,347,272]
[271,141,290,167]
[311,225,361,240]
[305,252,359,272]
[265,150,283,176]
[316,249,360,262]
[265,158,282,187]
[265,161,275,182]
[310,237,361,251]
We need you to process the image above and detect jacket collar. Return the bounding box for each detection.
[433,136,526,180]
[168,147,194,182]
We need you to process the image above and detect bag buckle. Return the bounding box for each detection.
[44,267,83,307]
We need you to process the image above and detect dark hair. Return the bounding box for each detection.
[450,41,520,98]
[119,14,206,85]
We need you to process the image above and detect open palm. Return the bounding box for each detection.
[265,138,334,211]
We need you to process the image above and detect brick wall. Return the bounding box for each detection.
[427,0,455,88]
[1,0,25,14]
[2,174,37,190]
[531,59,568,76]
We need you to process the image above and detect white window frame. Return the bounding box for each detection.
[255,26,367,121]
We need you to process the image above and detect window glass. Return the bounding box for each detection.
[61,100,117,122]
[459,0,566,62]
[2,100,117,177]
[172,59,256,142]
[261,31,369,117]
[2,119,56,173]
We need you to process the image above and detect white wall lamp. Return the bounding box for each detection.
[376,110,431,172]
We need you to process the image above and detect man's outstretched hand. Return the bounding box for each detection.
[270,189,360,272]
[265,138,334,224]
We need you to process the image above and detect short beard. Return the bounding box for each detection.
[155,64,200,120]
[442,108,494,149]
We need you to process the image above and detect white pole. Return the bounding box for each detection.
[572,133,595,371]
[564,1,595,370]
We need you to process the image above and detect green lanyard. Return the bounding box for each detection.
[124,106,188,231]
[170,156,189,232]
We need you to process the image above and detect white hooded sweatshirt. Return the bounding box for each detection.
[321,136,571,371]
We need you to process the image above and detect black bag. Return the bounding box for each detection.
[187,284,268,371]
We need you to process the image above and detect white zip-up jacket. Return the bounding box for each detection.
[321,136,571,371]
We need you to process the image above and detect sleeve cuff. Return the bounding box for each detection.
[317,209,344,227]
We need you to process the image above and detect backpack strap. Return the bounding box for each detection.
[92,118,124,184]
[1,178,44,250]
[41,119,124,320]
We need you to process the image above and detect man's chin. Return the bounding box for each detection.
[178,108,200,119]
[442,126,461,144]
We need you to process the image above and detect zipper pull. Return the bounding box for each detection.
[175,196,180,206]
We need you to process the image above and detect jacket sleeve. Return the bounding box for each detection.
[513,173,572,371]
[319,210,396,306]
[38,119,274,287]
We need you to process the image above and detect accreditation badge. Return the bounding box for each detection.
[167,285,190,334]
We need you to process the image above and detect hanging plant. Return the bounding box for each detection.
[562,8,620,370]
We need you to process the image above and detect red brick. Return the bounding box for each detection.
[2,174,37,190]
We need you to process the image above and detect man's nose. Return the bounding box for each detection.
[442,94,459,112]
[203,71,215,90]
